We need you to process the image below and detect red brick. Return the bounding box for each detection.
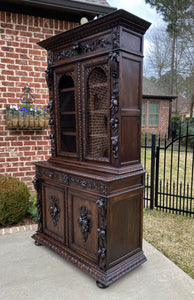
[15,25,27,31]
[0,11,6,22]
[20,157,32,161]
[6,167,18,172]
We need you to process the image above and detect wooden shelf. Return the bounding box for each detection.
[61,111,75,115]
[89,82,107,88]
[60,87,74,92]
[62,131,76,136]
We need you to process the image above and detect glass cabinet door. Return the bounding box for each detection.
[86,67,108,160]
[58,75,76,154]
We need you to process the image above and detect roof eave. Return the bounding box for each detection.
[0,0,116,22]
[143,94,177,100]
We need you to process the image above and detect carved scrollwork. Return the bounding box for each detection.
[54,37,111,63]
[83,38,111,53]
[112,26,120,49]
[109,51,119,160]
[49,196,61,227]
[97,198,107,270]
[45,67,56,157]
[78,206,92,242]
[47,50,53,67]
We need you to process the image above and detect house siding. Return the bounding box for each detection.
[0,10,78,192]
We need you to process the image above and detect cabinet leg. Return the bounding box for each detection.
[34,241,42,246]
[96,281,108,289]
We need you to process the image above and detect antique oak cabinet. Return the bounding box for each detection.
[32,9,151,288]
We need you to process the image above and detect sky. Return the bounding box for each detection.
[107,0,166,77]
[107,0,164,27]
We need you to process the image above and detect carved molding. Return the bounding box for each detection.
[77,62,83,160]
[70,175,107,195]
[49,196,61,227]
[33,232,146,287]
[109,51,119,160]
[111,26,120,49]
[54,37,111,63]
[43,169,69,185]
[96,198,107,270]
[45,67,56,157]
[47,50,53,67]
[78,206,92,242]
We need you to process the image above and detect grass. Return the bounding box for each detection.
[141,147,194,212]
[141,147,193,185]
[143,208,194,279]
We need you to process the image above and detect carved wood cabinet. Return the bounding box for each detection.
[32,9,151,288]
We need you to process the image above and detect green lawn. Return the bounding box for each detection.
[143,208,194,279]
[141,148,193,185]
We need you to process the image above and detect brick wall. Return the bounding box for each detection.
[0,10,78,192]
[141,98,170,135]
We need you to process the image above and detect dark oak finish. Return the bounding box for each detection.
[32,9,151,287]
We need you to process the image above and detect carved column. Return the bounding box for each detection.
[97,198,107,270]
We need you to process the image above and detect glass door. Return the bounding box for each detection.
[58,75,77,154]
[86,67,109,161]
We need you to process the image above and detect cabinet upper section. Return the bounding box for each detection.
[40,9,151,170]
[38,9,151,66]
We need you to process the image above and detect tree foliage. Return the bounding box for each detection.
[145,0,193,35]
[145,0,194,117]
[145,0,193,95]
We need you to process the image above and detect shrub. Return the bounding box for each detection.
[172,115,181,123]
[179,120,194,147]
[28,194,37,222]
[0,176,30,226]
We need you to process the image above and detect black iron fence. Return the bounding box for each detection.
[141,121,194,217]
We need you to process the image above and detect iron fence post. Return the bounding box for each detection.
[155,146,160,208]
[150,133,156,209]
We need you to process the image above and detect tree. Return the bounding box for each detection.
[145,0,193,94]
[145,26,171,78]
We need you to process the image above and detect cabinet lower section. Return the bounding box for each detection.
[32,231,146,288]
[32,161,146,287]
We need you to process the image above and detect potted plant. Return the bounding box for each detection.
[5,84,49,130]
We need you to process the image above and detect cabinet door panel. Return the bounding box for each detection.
[42,183,66,243]
[68,189,98,262]
[108,191,142,266]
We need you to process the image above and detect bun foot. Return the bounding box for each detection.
[34,241,42,246]
[96,281,108,289]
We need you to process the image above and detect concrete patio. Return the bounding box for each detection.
[0,230,194,300]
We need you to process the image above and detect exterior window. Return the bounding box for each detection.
[142,101,146,126]
[149,101,159,126]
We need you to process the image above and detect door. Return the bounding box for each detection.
[68,189,99,263]
[42,183,67,244]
